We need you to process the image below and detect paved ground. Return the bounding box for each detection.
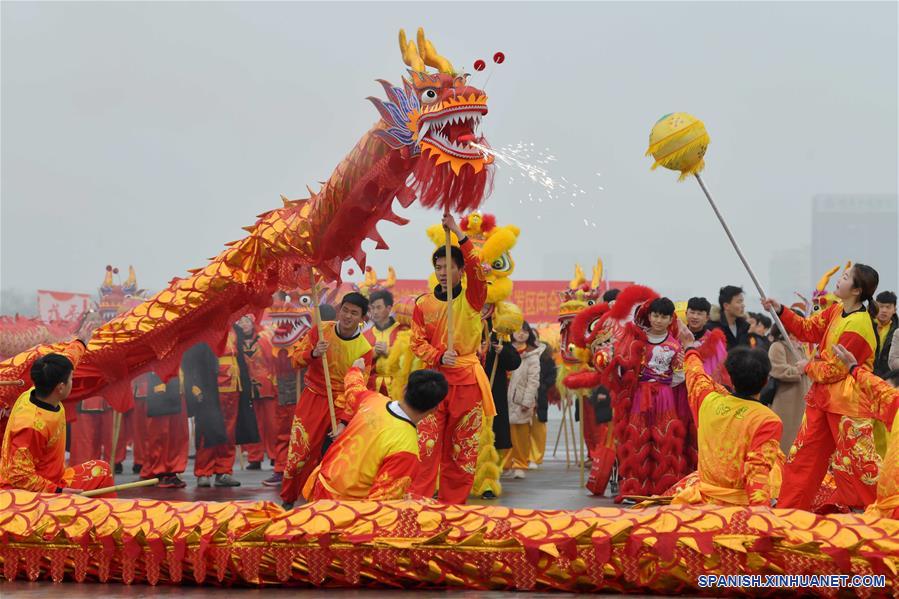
[2,414,642,597]
[108,411,611,510]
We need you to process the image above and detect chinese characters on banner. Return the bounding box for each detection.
[351,279,632,324]
[36,290,92,323]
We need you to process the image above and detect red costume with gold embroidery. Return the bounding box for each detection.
[776,304,879,509]
[280,322,373,504]
[0,341,115,496]
[849,367,899,518]
[303,367,419,501]
[409,237,492,504]
[669,352,783,506]
[241,326,280,465]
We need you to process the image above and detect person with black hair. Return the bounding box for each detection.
[237,315,279,473]
[685,297,712,341]
[280,292,373,507]
[873,291,897,376]
[530,340,558,467]
[480,324,521,491]
[762,263,881,510]
[364,289,408,396]
[303,359,447,501]
[0,341,115,496]
[747,312,772,352]
[409,213,492,504]
[507,322,544,479]
[832,345,899,518]
[621,296,690,496]
[708,286,751,349]
[602,288,620,305]
[670,346,783,506]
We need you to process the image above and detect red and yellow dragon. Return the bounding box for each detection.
[0,28,494,411]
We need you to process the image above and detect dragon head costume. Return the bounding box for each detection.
[0,28,495,410]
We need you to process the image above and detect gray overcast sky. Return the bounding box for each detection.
[2,1,897,312]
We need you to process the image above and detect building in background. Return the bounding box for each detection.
[769,245,811,304]
[812,195,898,294]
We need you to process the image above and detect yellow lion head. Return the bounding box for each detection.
[426,211,520,306]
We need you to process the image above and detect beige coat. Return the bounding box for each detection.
[508,345,544,425]
[768,340,810,454]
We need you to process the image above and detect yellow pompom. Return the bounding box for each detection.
[492,301,523,339]
[646,112,709,180]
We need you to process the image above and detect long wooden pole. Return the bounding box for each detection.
[110,411,123,471]
[444,210,455,355]
[578,395,586,486]
[309,267,338,432]
[80,478,159,498]
[694,173,799,359]
[552,399,566,458]
[0,380,25,387]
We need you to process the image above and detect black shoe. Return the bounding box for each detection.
[282,502,294,510]
[481,490,497,500]
[269,459,275,467]
[247,461,262,471]
[114,463,123,475]
[132,463,142,474]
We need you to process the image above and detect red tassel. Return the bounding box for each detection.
[480,213,496,231]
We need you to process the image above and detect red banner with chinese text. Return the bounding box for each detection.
[349,279,632,324]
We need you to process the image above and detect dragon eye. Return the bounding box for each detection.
[586,299,596,306]
[298,295,312,306]
[490,253,512,273]
[421,89,439,104]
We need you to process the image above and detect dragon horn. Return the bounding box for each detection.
[591,258,604,289]
[843,260,852,272]
[570,264,585,290]
[385,267,396,287]
[398,29,425,72]
[417,27,455,75]
[815,264,841,292]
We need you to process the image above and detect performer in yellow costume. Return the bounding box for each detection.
[671,347,783,506]
[280,293,373,506]
[0,341,115,496]
[424,211,521,499]
[303,361,448,501]
[763,263,881,510]
[410,214,492,504]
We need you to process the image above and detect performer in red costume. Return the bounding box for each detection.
[280,293,373,507]
[763,263,881,510]
[0,342,115,496]
[304,360,447,501]
[140,371,189,489]
[235,316,280,471]
[409,214,493,504]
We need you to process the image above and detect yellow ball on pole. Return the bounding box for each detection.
[645,112,710,181]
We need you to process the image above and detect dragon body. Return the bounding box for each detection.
[0,28,494,411]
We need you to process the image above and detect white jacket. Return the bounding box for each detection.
[508,344,545,425]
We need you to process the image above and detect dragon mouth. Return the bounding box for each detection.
[270,314,312,347]
[419,109,486,159]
